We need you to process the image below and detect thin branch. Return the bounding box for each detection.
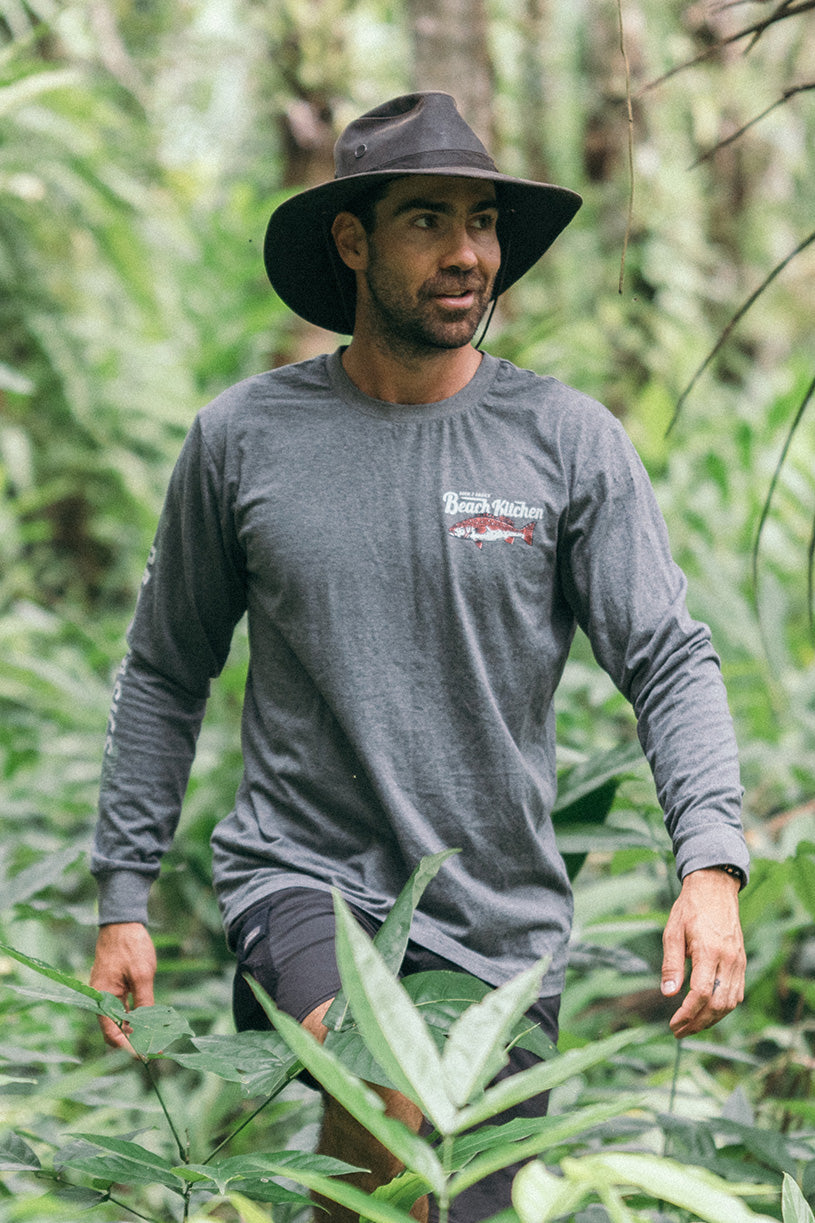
[746,0,801,49]
[691,82,815,166]
[102,1191,163,1223]
[203,1092,282,1165]
[145,1061,189,1165]
[666,229,815,434]
[711,1,778,12]
[808,506,815,632]
[639,0,815,94]
[751,371,815,600]
[617,0,636,294]
[765,797,815,836]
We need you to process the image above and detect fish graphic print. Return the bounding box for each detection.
[449,514,535,549]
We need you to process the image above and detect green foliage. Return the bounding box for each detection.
[4,848,815,1222]
[513,1153,778,1223]
[0,1,813,1221]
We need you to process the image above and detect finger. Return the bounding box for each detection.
[130,976,155,1011]
[670,968,741,1037]
[660,921,687,999]
[96,1012,137,1053]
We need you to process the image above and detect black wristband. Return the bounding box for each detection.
[711,863,746,888]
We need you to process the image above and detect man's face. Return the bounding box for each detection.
[357,175,501,355]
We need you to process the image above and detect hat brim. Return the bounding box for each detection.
[264,167,582,334]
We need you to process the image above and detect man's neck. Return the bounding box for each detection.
[340,339,482,405]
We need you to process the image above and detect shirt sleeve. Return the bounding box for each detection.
[91,414,247,924]
[557,409,749,883]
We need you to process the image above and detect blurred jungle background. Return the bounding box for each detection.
[1,0,814,1219]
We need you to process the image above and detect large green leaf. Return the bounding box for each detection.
[0,1132,40,1171]
[246,977,445,1197]
[552,743,644,880]
[324,849,459,1031]
[45,1186,111,1210]
[552,743,644,813]
[333,892,458,1134]
[175,1151,359,1205]
[449,1097,643,1195]
[0,942,192,1054]
[0,942,126,1022]
[0,848,83,910]
[453,1026,657,1132]
[791,844,815,922]
[179,1033,434,1222]
[561,1153,778,1223]
[224,1164,418,1223]
[373,850,461,972]
[224,1193,279,1223]
[783,1173,815,1223]
[403,972,557,1061]
[325,971,557,1089]
[441,961,547,1107]
[168,1030,301,1097]
[58,1133,187,1195]
[323,1026,394,1089]
[513,1150,778,1223]
[364,1171,429,1221]
[0,67,83,119]
[711,1117,801,1177]
[512,1160,586,1223]
[123,1005,194,1057]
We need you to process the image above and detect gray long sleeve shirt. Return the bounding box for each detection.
[91,350,748,995]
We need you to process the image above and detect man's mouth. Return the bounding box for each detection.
[430,284,481,308]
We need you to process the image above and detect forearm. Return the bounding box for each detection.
[632,623,748,882]
[91,649,207,923]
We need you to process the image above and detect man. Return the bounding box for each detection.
[89,93,748,1221]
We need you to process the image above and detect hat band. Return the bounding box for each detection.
[337,147,499,179]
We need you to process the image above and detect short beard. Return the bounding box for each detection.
[363,256,493,359]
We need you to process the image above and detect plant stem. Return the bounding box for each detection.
[665,1039,683,1156]
[436,1134,455,1223]
[104,1191,164,1223]
[616,0,635,295]
[203,1093,276,1165]
[145,1059,189,1164]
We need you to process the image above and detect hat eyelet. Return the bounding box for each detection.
[354,144,367,159]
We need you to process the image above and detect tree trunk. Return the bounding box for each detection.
[405,0,495,147]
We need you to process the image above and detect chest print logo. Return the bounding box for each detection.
[449,514,535,549]
[443,490,542,550]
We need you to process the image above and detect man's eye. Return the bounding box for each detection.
[473,213,498,231]
[414,214,436,228]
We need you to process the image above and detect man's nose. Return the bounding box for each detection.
[440,224,479,270]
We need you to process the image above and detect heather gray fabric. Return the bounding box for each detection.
[92,349,748,995]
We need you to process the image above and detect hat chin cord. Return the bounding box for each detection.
[474,293,498,352]
[475,227,511,351]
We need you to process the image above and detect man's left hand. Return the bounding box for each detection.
[661,868,746,1038]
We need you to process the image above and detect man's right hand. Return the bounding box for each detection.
[89,922,157,1051]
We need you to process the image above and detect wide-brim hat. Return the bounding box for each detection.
[264,92,582,335]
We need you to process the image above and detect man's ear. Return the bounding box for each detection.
[331,211,368,271]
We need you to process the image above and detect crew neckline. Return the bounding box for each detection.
[326,347,500,422]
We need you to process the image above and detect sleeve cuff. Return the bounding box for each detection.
[95,869,153,926]
[676,833,750,889]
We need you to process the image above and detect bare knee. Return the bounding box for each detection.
[302,1000,427,1222]
[302,996,335,1043]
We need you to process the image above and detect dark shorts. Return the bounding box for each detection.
[231,887,560,1222]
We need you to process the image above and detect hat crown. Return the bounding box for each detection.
[334,92,497,180]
